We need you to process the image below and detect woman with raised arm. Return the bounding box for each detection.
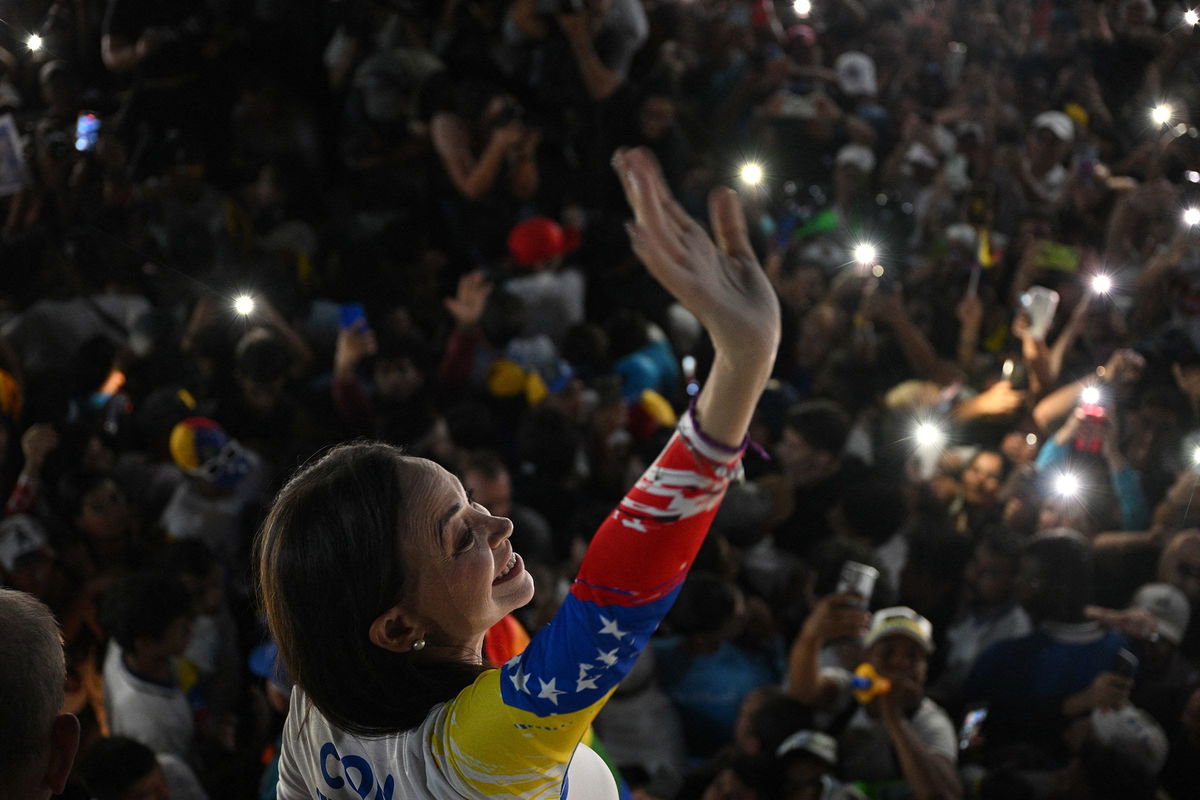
[257,147,780,799]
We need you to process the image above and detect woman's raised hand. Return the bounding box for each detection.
[612,148,780,366]
[613,147,780,446]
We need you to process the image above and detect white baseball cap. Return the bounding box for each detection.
[0,514,52,574]
[776,730,838,767]
[835,52,877,98]
[1090,706,1168,775]
[835,143,876,174]
[865,606,935,653]
[1033,110,1074,143]
[1131,583,1191,645]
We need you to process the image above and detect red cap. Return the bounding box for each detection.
[508,217,566,266]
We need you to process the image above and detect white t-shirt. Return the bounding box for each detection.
[838,698,958,783]
[158,753,209,800]
[505,268,586,346]
[278,691,617,800]
[103,644,195,762]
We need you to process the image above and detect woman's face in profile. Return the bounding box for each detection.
[397,459,535,650]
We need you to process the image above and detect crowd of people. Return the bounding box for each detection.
[2,0,1200,798]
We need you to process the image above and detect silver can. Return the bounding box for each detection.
[836,561,879,606]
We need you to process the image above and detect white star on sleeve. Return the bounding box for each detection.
[596,647,619,667]
[578,663,594,679]
[598,615,628,640]
[509,668,531,694]
[576,675,600,692]
[537,677,564,705]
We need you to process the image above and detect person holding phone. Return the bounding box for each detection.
[963,531,1134,765]
[259,147,780,799]
[786,603,963,800]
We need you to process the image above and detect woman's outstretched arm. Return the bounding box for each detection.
[429,149,781,797]
[614,147,781,447]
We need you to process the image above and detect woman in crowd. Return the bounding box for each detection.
[257,147,780,798]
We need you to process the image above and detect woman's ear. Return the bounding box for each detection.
[369,604,423,653]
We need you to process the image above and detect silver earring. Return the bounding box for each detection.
[412,639,426,652]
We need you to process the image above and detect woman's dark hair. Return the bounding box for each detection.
[256,442,485,736]
[78,736,159,800]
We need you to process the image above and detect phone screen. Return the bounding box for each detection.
[959,707,988,750]
[75,113,100,152]
[339,303,368,330]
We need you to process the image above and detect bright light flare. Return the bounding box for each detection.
[233,295,256,316]
[739,161,764,186]
[793,0,813,17]
[1152,104,1173,126]
[1080,386,1102,406]
[1191,445,1200,467]
[914,422,945,450]
[1053,472,1081,499]
[26,34,43,52]
[1090,274,1113,295]
[1185,207,1200,227]
[1185,9,1199,27]
[852,242,878,265]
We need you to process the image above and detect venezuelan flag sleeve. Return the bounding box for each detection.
[431,410,744,798]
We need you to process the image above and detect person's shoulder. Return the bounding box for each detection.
[974,628,1039,663]
[603,0,649,33]
[912,698,959,760]
[914,696,954,727]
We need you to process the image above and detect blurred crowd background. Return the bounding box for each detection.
[2,0,1200,798]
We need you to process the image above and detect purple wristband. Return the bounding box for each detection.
[686,396,770,461]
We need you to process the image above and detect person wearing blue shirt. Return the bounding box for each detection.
[964,530,1133,766]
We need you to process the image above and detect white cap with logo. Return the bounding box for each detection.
[865,606,935,653]
[1130,582,1191,645]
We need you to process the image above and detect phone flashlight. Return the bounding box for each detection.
[852,242,878,266]
[1080,385,1102,406]
[1090,274,1113,295]
[1185,9,1199,26]
[233,295,256,316]
[793,0,813,16]
[1152,104,1173,126]
[26,34,43,52]
[739,161,764,186]
[1053,471,1081,499]
[1185,208,1200,227]
[914,421,945,449]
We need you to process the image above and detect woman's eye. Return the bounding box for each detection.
[457,526,475,553]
